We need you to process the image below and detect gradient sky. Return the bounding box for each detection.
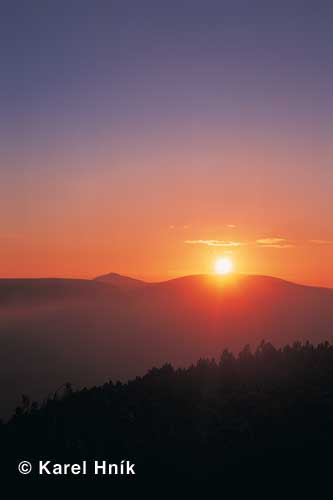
[1,1,333,285]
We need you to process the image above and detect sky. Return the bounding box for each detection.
[1,1,332,285]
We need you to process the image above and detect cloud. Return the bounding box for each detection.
[169,224,191,230]
[184,240,243,247]
[309,239,333,245]
[184,236,295,249]
[256,238,286,245]
[226,224,236,228]
[256,238,294,248]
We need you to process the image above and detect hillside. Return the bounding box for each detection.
[3,341,333,485]
[0,273,333,419]
[94,272,146,290]
[0,278,119,307]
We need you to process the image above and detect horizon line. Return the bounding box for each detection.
[0,272,332,290]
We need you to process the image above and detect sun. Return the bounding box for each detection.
[214,257,234,275]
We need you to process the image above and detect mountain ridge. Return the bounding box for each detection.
[0,274,332,307]
[1,272,333,418]
[94,272,146,289]
[93,272,333,296]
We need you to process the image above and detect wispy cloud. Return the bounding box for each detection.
[184,236,296,249]
[256,237,294,248]
[226,224,236,228]
[169,224,191,230]
[309,239,333,245]
[184,240,243,247]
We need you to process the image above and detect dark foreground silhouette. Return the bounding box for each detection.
[1,273,333,419]
[2,340,333,488]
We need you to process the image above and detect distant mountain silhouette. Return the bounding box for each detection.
[0,273,333,419]
[0,278,118,307]
[94,272,146,290]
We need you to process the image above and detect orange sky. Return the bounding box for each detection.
[2,131,332,287]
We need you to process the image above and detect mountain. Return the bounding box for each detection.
[0,278,119,307]
[0,273,333,419]
[94,272,146,290]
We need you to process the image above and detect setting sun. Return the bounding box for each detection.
[214,257,234,275]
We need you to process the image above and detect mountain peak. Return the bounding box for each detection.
[94,272,146,290]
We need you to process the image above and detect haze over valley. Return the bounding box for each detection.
[1,272,333,418]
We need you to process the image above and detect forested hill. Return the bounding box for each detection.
[3,340,333,484]
[1,274,333,419]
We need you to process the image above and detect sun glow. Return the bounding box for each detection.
[214,257,234,275]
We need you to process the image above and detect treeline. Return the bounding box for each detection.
[3,340,333,481]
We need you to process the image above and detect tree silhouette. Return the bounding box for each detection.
[3,340,333,484]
